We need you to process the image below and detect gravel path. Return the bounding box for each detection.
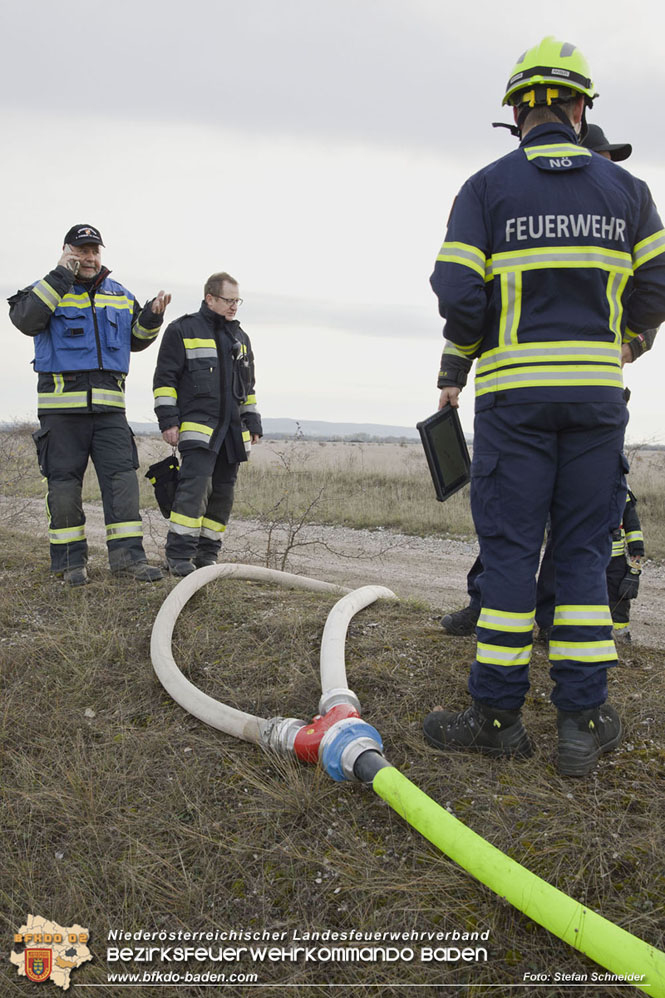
[5,496,665,649]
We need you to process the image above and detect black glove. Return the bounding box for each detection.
[618,567,640,601]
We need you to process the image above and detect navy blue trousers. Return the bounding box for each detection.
[469,401,627,712]
[32,412,146,573]
[467,532,555,632]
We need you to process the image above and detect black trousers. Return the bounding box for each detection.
[32,412,146,572]
[165,447,238,563]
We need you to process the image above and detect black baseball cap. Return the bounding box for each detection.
[582,124,632,162]
[63,224,105,247]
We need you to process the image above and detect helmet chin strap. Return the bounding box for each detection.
[493,100,591,143]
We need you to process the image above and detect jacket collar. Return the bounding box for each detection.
[199,301,239,332]
[520,121,579,149]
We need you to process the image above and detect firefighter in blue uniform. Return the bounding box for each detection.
[423,38,665,776]
[8,225,170,585]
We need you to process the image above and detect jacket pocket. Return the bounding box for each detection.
[190,360,217,397]
[32,425,49,477]
[104,308,121,349]
[470,451,502,537]
[55,307,90,348]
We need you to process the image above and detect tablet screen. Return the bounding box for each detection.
[417,407,471,502]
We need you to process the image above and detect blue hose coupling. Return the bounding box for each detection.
[319,717,384,782]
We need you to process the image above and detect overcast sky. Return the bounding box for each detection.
[2,0,664,442]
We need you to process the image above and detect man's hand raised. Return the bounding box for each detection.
[150,291,172,316]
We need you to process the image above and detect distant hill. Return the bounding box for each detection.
[127,417,421,441]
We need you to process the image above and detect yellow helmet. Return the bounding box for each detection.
[503,36,597,108]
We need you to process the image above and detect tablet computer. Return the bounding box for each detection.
[416,406,471,502]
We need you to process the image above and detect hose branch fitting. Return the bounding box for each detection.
[319,716,384,782]
[260,716,308,755]
[293,703,360,764]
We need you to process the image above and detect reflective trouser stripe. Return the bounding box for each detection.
[106,521,143,540]
[553,605,613,627]
[549,641,618,662]
[476,642,532,666]
[49,524,86,544]
[613,621,630,630]
[478,608,535,632]
[200,517,226,540]
[169,511,202,535]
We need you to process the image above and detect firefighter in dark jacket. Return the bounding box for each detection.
[607,489,644,642]
[423,37,665,777]
[8,224,170,586]
[153,271,262,575]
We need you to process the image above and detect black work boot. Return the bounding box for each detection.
[112,561,164,582]
[194,556,218,569]
[423,700,533,758]
[63,566,89,587]
[167,558,196,577]
[440,604,480,636]
[557,704,622,777]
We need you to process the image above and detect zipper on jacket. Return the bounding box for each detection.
[89,291,103,369]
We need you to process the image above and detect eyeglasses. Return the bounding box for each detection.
[210,295,243,306]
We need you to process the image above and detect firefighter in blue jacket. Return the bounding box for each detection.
[423,37,665,776]
[8,225,171,585]
[153,271,262,576]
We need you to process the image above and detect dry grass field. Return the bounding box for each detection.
[1,427,665,997]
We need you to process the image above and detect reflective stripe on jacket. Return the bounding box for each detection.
[8,265,163,413]
[153,302,262,458]
[431,123,665,408]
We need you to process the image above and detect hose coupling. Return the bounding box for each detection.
[319,717,384,782]
[318,687,361,716]
[260,716,307,755]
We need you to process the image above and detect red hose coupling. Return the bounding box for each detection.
[294,703,361,763]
